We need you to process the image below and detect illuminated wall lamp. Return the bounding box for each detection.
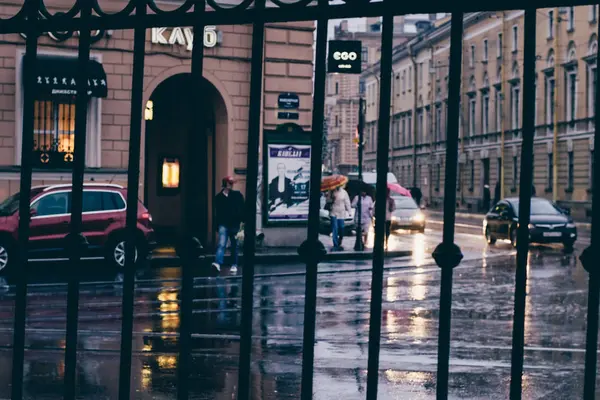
[158,156,180,195]
[145,100,154,121]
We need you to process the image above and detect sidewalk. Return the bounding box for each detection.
[427,209,592,231]
[151,233,412,267]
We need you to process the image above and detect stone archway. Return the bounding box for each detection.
[143,73,229,244]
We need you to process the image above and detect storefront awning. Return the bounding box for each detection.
[31,57,108,98]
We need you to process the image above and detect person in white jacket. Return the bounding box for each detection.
[328,185,351,251]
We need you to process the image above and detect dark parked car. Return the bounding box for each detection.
[483,197,577,250]
[0,183,155,273]
[390,196,426,232]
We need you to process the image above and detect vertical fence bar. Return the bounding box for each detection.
[177,2,206,399]
[299,1,328,398]
[236,0,266,398]
[509,9,536,400]
[63,3,92,398]
[432,12,464,400]
[11,0,40,398]
[118,1,146,398]
[365,9,393,400]
[580,8,600,398]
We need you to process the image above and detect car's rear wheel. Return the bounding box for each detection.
[485,227,496,244]
[0,242,11,274]
[106,237,139,269]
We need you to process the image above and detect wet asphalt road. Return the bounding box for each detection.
[0,220,595,399]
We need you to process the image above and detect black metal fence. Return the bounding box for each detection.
[2,1,599,400]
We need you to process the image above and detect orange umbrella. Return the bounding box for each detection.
[321,175,348,192]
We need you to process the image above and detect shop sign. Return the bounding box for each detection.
[278,93,300,110]
[151,26,220,51]
[21,30,107,44]
[328,40,362,74]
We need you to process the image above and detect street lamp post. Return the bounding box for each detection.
[354,97,365,251]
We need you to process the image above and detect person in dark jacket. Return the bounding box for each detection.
[268,163,295,212]
[410,187,423,207]
[482,184,491,211]
[213,176,245,274]
[494,181,501,205]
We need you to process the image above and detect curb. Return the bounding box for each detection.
[150,250,412,267]
[427,210,592,230]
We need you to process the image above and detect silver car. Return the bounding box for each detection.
[390,196,426,232]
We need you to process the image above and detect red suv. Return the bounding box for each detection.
[0,183,155,273]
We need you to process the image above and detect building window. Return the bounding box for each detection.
[335,82,339,95]
[591,149,595,191]
[469,159,475,191]
[548,10,554,39]
[483,39,488,62]
[547,153,553,190]
[567,69,577,125]
[497,156,502,187]
[435,105,442,142]
[590,5,598,22]
[511,84,520,131]
[435,163,441,191]
[497,32,503,59]
[482,92,490,134]
[362,47,369,64]
[33,99,76,169]
[589,65,597,120]
[407,114,412,146]
[496,89,502,132]
[513,155,518,189]
[401,116,406,146]
[568,7,575,31]
[334,115,339,127]
[545,76,555,132]
[417,111,424,144]
[512,26,518,53]
[568,151,575,190]
[468,97,476,136]
[470,45,476,68]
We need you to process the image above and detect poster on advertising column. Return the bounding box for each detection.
[266,143,311,223]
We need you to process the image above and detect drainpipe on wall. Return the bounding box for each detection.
[409,43,418,188]
[429,44,435,205]
[552,7,560,202]
[500,11,506,200]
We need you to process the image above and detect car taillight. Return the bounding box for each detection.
[141,212,152,222]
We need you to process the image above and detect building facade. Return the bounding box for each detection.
[0,1,315,241]
[324,17,421,174]
[362,9,597,219]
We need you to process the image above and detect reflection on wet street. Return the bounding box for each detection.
[0,225,595,399]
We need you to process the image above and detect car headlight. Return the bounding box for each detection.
[566,223,576,228]
[528,224,535,229]
[392,216,397,221]
[413,212,425,223]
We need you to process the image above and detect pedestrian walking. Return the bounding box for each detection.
[329,185,351,251]
[213,176,245,275]
[482,184,491,211]
[374,188,395,249]
[410,187,423,207]
[494,181,501,205]
[352,190,374,247]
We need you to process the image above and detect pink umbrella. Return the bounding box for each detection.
[388,183,412,197]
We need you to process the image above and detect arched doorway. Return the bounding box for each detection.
[144,73,229,245]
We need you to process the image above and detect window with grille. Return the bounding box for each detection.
[33,98,76,168]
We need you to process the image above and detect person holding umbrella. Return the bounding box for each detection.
[329,184,351,251]
[352,188,374,247]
